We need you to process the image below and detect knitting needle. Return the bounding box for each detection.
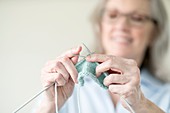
[72,54,86,58]
[120,96,135,113]
[12,83,55,113]
[82,43,92,54]
[81,43,96,57]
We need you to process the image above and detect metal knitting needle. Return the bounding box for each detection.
[120,96,135,113]
[82,43,92,54]
[72,54,86,58]
[82,43,95,56]
[12,83,55,113]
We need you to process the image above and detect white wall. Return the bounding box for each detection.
[0,1,98,113]
[0,0,169,113]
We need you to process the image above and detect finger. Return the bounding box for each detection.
[60,57,78,83]
[61,45,82,58]
[42,56,79,74]
[95,59,123,76]
[71,56,79,64]
[55,73,67,86]
[86,54,111,62]
[104,74,130,86]
[109,84,130,95]
[60,46,82,65]
[53,61,70,81]
[42,73,66,87]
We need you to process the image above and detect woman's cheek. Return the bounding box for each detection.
[132,28,149,47]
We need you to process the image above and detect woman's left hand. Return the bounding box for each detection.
[86,54,146,111]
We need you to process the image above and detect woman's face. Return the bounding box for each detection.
[101,0,155,66]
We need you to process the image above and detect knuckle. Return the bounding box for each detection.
[61,56,69,62]
[107,59,113,66]
[128,59,137,66]
[55,74,62,81]
[135,67,140,75]
[132,67,140,83]
[134,76,140,84]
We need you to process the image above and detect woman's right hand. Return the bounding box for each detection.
[40,46,82,111]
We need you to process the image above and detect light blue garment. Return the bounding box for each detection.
[59,68,170,113]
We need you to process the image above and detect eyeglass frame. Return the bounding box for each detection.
[101,10,158,27]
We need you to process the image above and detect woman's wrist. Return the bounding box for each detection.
[132,93,148,113]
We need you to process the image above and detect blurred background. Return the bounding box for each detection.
[0,0,169,113]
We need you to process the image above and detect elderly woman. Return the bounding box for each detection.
[35,0,170,113]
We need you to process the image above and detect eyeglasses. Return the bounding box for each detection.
[102,11,157,27]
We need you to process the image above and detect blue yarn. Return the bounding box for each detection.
[75,59,108,89]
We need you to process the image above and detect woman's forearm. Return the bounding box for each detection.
[134,98,165,113]
[34,99,56,113]
[34,93,67,113]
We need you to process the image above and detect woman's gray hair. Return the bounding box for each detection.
[90,0,170,82]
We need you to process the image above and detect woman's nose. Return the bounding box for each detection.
[113,17,130,31]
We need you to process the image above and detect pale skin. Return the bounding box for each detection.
[35,0,165,113]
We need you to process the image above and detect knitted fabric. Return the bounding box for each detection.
[75,59,108,89]
[75,59,135,113]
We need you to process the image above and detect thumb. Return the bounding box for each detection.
[71,46,82,64]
